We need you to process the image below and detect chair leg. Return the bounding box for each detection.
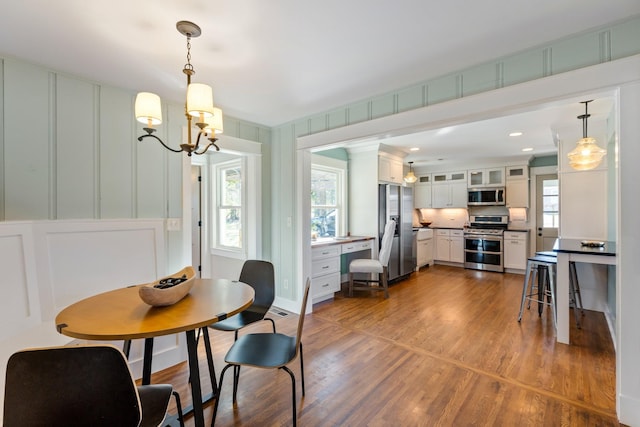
[213,364,233,425]
[266,317,277,333]
[232,365,241,403]
[281,366,298,427]
[172,391,185,427]
[299,342,305,396]
[382,267,389,299]
[348,272,354,297]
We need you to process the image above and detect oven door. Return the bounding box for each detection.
[464,235,503,272]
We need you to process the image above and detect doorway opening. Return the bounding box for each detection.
[535,173,558,252]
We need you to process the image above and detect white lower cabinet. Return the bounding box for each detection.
[503,231,528,271]
[434,229,464,264]
[311,239,374,303]
[311,245,341,303]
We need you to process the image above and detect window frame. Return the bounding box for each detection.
[311,155,347,239]
[212,158,245,256]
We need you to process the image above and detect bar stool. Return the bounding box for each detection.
[535,251,585,328]
[518,254,557,328]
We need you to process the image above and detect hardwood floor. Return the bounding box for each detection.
[152,265,620,426]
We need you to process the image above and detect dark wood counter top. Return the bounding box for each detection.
[552,238,616,257]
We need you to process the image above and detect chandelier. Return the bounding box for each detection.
[404,161,418,183]
[567,100,606,170]
[134,21,223,156]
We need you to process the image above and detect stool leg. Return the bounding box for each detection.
[527,267,539,311]
[548,264,557,330]
[518,262,532,322]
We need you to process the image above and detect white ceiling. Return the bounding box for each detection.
[0,1,637,162]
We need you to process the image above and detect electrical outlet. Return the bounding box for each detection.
[167,218,182,231]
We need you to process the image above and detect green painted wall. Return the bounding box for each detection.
[530,155,558,167]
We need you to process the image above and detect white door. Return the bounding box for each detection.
[535,174,559,251]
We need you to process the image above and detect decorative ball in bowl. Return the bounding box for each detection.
[138,266,196,307]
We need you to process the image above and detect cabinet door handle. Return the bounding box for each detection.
[322,283,330,288]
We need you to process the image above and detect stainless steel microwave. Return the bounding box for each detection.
[467,187,505,206]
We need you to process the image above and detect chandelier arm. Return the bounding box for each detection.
[137,133,184,153]
[193,139,220,155]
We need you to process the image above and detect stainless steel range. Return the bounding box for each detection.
[464,215,508,272]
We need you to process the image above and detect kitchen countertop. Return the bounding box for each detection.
[552,238,616,256]
[311,235,375,247]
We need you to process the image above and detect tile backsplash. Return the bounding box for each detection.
[417,208,469,228]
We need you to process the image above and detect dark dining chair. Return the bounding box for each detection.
[209,259,277,338]
[3,344,180,427]
[212,278,311,427]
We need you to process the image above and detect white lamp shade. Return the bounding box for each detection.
[187,83,214,118]
[567,137,607,170]
[135,92,162,125]
[205,107,224,134]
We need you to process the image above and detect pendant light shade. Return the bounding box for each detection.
[567,100,606,171]
[404,161,418,183]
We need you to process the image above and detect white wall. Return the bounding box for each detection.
[0,219,185,420]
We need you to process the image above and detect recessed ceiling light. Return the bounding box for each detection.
[510,132,523,137]
[410,147,420,151]
[522,147,533,152]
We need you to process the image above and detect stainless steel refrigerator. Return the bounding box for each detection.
[378,184,414,283]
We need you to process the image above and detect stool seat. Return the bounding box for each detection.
[535,251,557,257]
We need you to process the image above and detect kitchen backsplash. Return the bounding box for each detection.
[416,208,469,228]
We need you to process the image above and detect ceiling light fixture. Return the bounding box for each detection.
[509,132,523,137]
[567,100,606,170]
[404,161,418,183]
[522,147,533,152]
[134,21,223,156]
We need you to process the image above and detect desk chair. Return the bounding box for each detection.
[348,220,396,299]
[212,279,311,427]
[4,344,179,427]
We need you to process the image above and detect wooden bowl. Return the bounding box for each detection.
[138,266,196,307]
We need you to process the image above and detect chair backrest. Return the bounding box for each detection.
[294,278,311,357]
[239,260,275,313]
[4,345,141,427]
[378,220,396,267]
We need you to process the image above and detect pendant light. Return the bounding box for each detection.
[567,100,606,170]
[404,161,418,183]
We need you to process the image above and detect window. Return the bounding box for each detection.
[215,159,243,250]
[311,161,345,238]
[542,178,559,228]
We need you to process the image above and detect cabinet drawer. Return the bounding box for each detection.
[311,272,341,298]
[312,257,340,276]
[450,229,464,237]
[342,240,373,254]
[504,231,527,240]
[312,245,341,260]
[435,229,450,237]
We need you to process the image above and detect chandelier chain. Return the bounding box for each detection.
[184,34,194,73]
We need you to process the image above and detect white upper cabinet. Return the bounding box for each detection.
[506,165,529,181]
[378,153,404,184]
[467,167,505,187]
[414,175,432,208]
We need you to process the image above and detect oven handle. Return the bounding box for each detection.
[464,249,503,255]
[463,235,503,241]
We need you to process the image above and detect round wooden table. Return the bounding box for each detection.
[56,278,254,427]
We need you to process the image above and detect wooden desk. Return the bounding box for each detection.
[553,239,616,344]
[56,278,254,427]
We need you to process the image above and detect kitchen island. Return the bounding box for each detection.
[311,236,375,303]
[553,238,616,344]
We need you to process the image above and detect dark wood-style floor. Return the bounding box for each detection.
[151,264,620,426]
